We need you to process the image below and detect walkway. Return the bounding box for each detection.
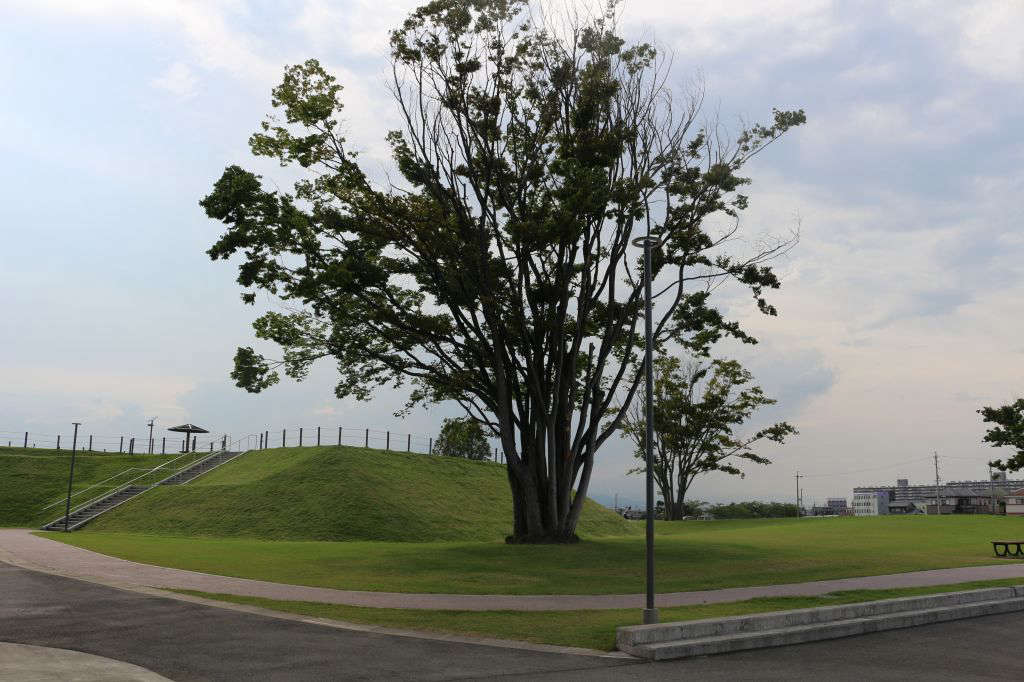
[3,529,1024,611]
[4,560,1024,680]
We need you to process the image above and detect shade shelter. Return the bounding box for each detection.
[168,423,209,453]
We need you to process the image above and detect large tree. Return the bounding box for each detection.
[201,0,804,542]
[621,356,796,520]
[980,399,1024,472]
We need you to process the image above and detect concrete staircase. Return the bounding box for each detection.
[158,450,241,486]
[41,486,149,531]
[617,586,1024,660]
[41,450,244,531]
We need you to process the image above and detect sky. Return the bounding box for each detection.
[1,0,1022,508]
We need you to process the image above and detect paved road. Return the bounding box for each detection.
[5,529,1024,610]
[4,561,1024,680]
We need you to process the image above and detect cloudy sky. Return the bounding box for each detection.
[2,0,1022,507]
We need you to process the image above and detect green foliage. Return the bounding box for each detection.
[622,355,797,519]
[202,0,804,541]
[979,399,1024,472]
[434,417,490,460]
[705,501,799,519]
[79,446,629,542]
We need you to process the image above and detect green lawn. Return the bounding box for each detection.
[176,578,1024,651]
[45,515,1024,595]
[75,446,632,541]
[0,447,176,527]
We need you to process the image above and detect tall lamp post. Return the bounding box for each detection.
[633,234,661,625]
[63,422,81,532]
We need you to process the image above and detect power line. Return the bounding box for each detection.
[799,456,933,479]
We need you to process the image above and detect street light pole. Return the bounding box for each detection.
[64,422,81,532]
[633,234,660,625]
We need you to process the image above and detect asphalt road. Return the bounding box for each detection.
[3,561,1024,680]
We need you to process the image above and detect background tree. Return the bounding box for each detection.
[980,399,1024,471]
[202,0,804,542]
[622,355,797,520]
[434,417,490,460]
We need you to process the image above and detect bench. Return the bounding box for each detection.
[992,540,1024,557]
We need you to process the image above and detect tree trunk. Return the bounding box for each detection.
[505,449,582,544]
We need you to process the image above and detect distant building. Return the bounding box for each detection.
[854,477,1022,515]
[826,498,849,514]
[853,491,889,516]
[1006,489,1024,516]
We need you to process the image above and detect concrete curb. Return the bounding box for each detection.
[617,586,1024,660]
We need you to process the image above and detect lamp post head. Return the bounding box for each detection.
[631,236,663,248]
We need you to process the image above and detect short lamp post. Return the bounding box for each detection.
[633,234,662,625]
[63,422,81,532]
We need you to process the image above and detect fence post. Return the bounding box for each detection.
[222,435,226,450]
[57,435,61,450]
[386,431,390,450]
[365,428,369,448]
[88,435,93,451]
[24,432,28,448]
[162,437,165,454]
[338,426,342,446]
[494,447,497,462]
[299,427,303,447]
[407,434,411,452]
[119,436,124,453]
[192,436,197,451]
[210,443,214,452]
[282,429,286,447]
[429,437,432,454]
[128,438,133,455]
[317,426,321,447]
[265,430,269,449]
[259,433,263,449]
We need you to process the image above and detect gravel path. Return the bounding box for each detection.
[2,528,1024,611]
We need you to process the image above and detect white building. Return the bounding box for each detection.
[853,490,889,516]
[1006,488,1024,516]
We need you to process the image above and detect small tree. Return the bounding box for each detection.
[980,399,1024,471]
[622,355,796,520]
[434,417,490,461]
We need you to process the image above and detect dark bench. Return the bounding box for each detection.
[992,541,1024,557]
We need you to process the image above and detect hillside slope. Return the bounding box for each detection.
[85,446,633,542]
[0,448,175,527]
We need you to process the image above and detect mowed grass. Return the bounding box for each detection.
[176,578,1024,651]
[76,446,633,542]
[0,447,175,527]
[46,514,1024,595]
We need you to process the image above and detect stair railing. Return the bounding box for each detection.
[40,447,228,523]
[39,467,150,512]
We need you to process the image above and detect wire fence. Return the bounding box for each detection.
[0,429,228,455]
[1,425,507,464]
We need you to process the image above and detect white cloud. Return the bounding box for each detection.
[890,1,1024,83]
[151,61,199,99]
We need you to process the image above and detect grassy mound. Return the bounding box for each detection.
[84,446,633,542]
[0,447,175,527]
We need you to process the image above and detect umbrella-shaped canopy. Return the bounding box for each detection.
[168,424,209,452]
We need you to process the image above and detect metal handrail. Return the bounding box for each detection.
[41,437,258,529]
[42,448,225,519]
[40,467,150,511]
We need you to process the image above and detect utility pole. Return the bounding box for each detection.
[147,418,156,455]
[990,464,996,515]
[795,472,803,518]
[933,451,941,515]
[64,423,81,532]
